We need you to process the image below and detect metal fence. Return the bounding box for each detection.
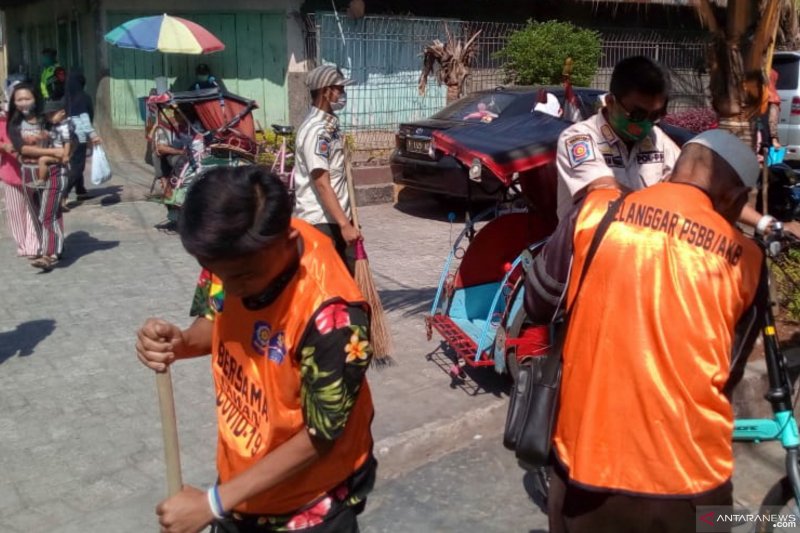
[306,14,710,153]
[595,29,709,110]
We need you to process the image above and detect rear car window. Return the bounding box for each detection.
[433,93,519,122]
[774,56,800,90]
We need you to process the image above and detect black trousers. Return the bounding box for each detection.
[314,223,356,276]
[66,142,88,196]
[548,461,733,533]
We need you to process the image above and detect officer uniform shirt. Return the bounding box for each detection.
[555,111,680,219]
[293,106,350,226]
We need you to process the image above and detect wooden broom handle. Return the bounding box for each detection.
[156,369,183,496]
[344,146,360,228]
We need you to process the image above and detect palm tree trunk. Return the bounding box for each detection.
[717,115,757,150]
[446,84,461,105]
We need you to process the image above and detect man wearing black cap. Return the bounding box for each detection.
[294,64,358,274]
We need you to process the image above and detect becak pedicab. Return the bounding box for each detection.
[424,110,573,380]
[146,87,259,222]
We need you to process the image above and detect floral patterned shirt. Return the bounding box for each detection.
[191,268,376,530]
[190,268,373,441]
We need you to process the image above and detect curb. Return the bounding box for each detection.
[355,183,394,207]
[373,399,508,480]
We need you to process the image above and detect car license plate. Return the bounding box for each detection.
[407,139,430,154]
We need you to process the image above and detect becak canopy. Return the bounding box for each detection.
[432,111,571,186]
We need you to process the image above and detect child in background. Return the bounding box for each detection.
[36,98,72,183]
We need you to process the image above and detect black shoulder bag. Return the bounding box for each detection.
[504,194,626,467]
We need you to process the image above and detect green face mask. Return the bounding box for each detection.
[609,109,655,143]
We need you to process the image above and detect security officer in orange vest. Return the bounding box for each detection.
[526,129,767,532]
[136,166,375,533]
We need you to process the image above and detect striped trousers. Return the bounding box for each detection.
[20,164,67,258]
[2,181,39,256]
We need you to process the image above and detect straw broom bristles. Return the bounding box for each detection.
[345,147,393,365]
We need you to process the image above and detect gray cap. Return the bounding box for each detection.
[683,129,759,188]
[306,65,354,91]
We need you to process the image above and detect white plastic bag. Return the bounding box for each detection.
[91,145,112,186]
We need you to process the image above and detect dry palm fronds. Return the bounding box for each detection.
[419,26,482,102]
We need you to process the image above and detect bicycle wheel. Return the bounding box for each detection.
[756,476,800,532]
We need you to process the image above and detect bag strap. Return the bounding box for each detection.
[539,192,628,380]
[567,191,629,313]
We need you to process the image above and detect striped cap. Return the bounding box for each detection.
[306,65,354,91]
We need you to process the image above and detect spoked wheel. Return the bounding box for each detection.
[756,477,800,532]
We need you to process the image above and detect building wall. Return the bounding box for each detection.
[4,0,308,161]
[4,0,98,89]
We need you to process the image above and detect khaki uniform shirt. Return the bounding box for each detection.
[293,106,350,226]
[556,112,680,219]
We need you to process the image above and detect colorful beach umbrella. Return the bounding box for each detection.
[104,14,225,55]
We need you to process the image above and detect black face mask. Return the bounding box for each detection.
[241,258,300,311]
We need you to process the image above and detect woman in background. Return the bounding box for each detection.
[0,79,39,258]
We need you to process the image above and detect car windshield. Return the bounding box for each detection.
[774,56,800,90]
[432,93,519,122]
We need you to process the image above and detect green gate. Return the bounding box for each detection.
[107,11,288,129]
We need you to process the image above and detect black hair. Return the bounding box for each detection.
[41,48,57,58]
[310,88,322,101]
[609,56,670,99]
[196,63,210,75]
[179,166,292,261]
[6,82,43,152]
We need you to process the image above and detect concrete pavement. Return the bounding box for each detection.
[0,164,795,532]
[0,169,511,532]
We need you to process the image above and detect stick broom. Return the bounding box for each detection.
[344,147,393,364]
[156,369,183,496]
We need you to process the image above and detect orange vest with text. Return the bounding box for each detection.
[554,184,762,496]
[211,219,373,514]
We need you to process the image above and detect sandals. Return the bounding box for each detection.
[30,256,58,271]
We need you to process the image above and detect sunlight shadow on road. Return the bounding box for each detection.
[57,231,120,268]
[0,319,57,364]
[425,342,510,398]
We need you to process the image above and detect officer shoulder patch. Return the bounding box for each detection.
[565,134,596,168]
[315,135,331,159]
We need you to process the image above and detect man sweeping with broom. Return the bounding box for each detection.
[294,64,392,361]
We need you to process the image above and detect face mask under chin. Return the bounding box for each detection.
[18,106,34,117]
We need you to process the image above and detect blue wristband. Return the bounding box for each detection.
[207,485,226,519]
[214,485,225,514]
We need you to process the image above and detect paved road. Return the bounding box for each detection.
[0,176,793,532]
[0,186,510,532]
[362,436,548,533]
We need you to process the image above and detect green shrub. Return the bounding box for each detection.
[495,20,602,87]
[772,248,800,322]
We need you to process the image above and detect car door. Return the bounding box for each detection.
[773,53,800,149]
